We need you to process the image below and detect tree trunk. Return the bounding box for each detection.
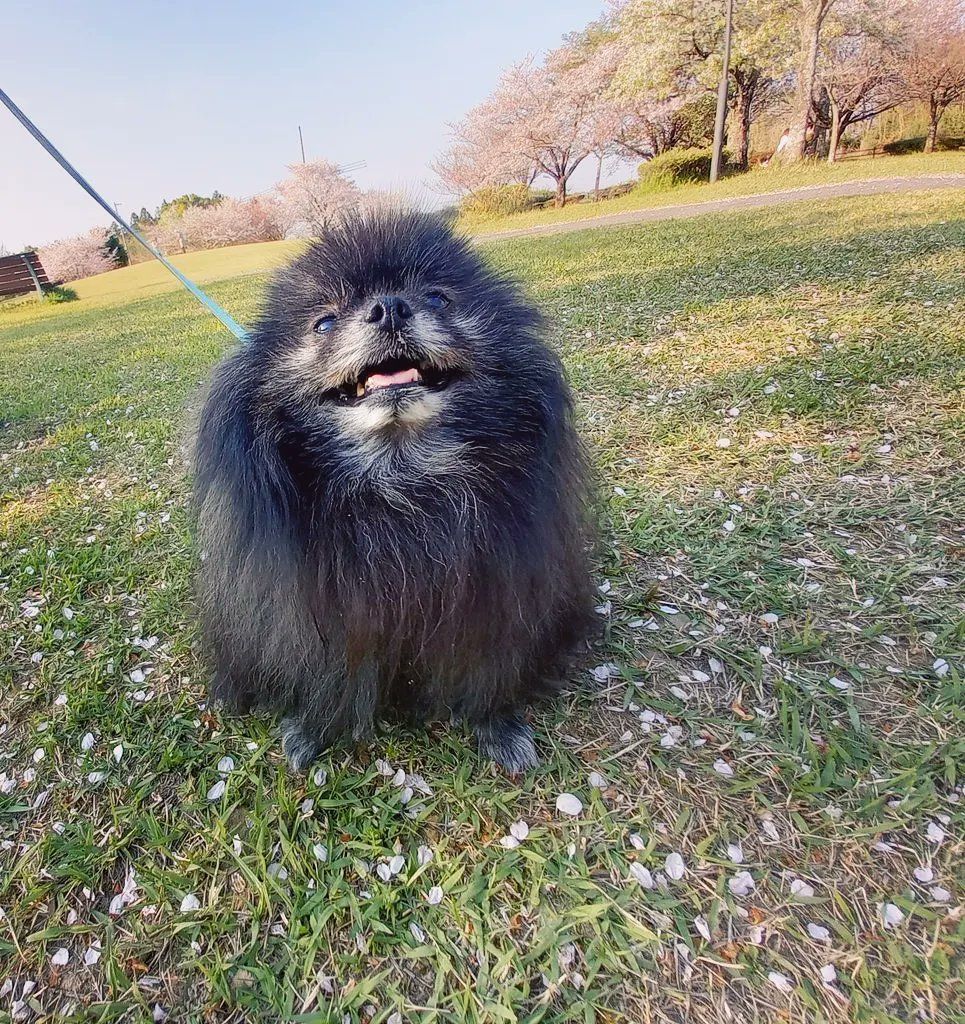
[787,0,830,161]
[732,74,757,171]
[827,99,841,163]
[925,96,940,153]
[594,154,603,200]
[554,177,567,208]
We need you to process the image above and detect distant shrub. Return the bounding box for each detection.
[882,136,963,154]
[44,285,78,304]
[637,148,727,190]
[460,184,553,218]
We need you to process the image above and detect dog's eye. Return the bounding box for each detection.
[313,314,337,334]
[425,291,450,310]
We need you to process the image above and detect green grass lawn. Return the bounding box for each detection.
[461,151,965,235]
[1,190,963,1023]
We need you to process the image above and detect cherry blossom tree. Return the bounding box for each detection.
[39,229,116,282]
[273,160,361,237]
[901,0,965,152]
[614,0,793,169]
[177,198,284,249]
[816,0,909,162]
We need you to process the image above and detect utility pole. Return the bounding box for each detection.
[298,126,306,164]
[710,0,734,184]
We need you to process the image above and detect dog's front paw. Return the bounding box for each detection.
[280,716,322,772]
[474,715,540,776]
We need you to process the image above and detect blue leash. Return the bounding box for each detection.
[0,86,249,343]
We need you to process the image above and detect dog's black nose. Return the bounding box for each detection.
[365,296,412,329]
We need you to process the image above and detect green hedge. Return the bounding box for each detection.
[460,185,535,218]
[637,147,727,190]
[882,136,964,155]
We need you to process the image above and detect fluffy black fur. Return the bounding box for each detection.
[193,209,593,772]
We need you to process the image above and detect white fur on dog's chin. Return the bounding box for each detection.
[336,389,445,437]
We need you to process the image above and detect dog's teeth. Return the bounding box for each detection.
[356,382,365,397]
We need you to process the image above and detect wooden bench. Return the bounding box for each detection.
[0,251,51,299]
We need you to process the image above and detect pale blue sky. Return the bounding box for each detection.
[0,0,614,250]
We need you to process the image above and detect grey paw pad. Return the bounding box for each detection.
[475,717,540,775]
[280,717,322,772]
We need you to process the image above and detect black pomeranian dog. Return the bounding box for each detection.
[193,209,593,773]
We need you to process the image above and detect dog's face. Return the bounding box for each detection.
[255,212,537,452]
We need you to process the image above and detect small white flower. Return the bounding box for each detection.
[377,863,393,880]
[728,871,755,896]
[425,886,444,905]
[217,756,235,773]
[51,947,70,966]
[206,780,226,802]
[629,863,654,888]
[388,855,405,876]
[665,852,686,881]
[768,971,794,993]
[556,793,583,817]
[179,893,200,913]
[312,843,328,862]
[807,923,830,942]
[878,902,904,929]
[819,964,837,985]
[713,759,734,777]
[790,879,815,899]
[913,866,934,883]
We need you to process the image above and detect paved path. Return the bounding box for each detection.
[478,173,965,240]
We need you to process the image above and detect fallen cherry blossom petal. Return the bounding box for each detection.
[728,871,755,896]
[665,852,686,881]
[878,902,904,928]
[179,893,200,913]
[768,970,794,993]
[629,863,654,888]
[556,793,583,817]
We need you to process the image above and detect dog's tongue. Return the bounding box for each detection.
[366,367,421,391]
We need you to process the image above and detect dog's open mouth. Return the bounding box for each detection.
[333,358,456,403]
